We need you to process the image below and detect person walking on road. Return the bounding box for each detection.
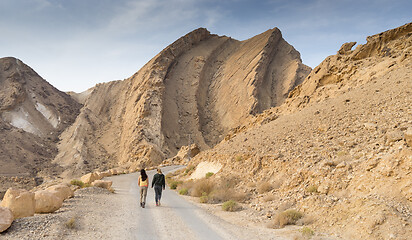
[138,169,149,208]
[152,168,165,206]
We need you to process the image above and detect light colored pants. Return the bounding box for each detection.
[140,186,148,204]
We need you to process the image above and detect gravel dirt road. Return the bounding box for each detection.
[106,165,289,240]
[2,166,294,239]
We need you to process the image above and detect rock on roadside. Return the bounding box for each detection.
[34,190,63,214]
[46,184,74,201]
[0,188,35,219]
[91,180,113,190]
[0,206,13,233]
[81,172,100,184]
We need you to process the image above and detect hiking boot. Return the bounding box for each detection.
[142,203,145,208]
[140,202,142,207]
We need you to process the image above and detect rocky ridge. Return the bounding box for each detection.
[0,57,81,197]
[53,27,309,178]
[186,22,412,239]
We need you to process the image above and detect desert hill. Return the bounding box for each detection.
[186,22,412,239]
[53,27,310,178]
[1,22,410,239]
[0,57,81,196]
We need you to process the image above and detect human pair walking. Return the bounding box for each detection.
[138,168,166,208]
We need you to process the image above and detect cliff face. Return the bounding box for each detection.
[52,27,309,176]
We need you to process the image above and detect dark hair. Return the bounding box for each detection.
[140,169,147,181]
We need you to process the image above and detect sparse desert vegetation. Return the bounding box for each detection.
[270,209,303,228]
[222,200,239,212]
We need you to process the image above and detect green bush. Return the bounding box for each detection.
[306,185,318,193]
[168,180,182,190]
[300,227,314,238]
[179,188,188,195]
[205,172,214,178]
[199,192,208,203]
[185,166,195,174]
[222,200,239,212]
[70,179,85,188]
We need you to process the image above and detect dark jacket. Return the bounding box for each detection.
[152,173,165,188]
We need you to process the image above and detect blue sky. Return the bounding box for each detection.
[0,0,410,92]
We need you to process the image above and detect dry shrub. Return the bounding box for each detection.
[65,216,77,229]
[296,214,315,226]
[191,179,214,197]
[209,188,248,203]
[263,194,276,202]
[300,227,314,239]
[271,209,303,228]
[178,180,194,193]
[257,181,273,194]
[199,192,208,203]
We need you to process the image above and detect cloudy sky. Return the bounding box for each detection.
[0,0,410,92]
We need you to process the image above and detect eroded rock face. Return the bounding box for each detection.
[34,190,63,213]
[0,206,13,233]
[0,188,35,219]
[286,22,412,113]
[53,27,310,176]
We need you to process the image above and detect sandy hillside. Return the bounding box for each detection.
[0,57,81,197]
[185,22,412,240]
[53,27,310,178]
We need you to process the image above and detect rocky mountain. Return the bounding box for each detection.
[2,22,410,239]
[0,57,82,196]
[188,22,412,239]
[53,27,310,177]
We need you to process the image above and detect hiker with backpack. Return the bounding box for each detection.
[151,168,165,206]
[138,169,149,208]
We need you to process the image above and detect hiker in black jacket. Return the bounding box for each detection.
[151,168,165,206]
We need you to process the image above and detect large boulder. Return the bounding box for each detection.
[91,180,113,190]
[109,169,118,175]
[0,188,35,219]
[80,172,99,184]
[34,190,63,213]
[46,184,74,201]
[0,206,13,233]
[99,170,112,178]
